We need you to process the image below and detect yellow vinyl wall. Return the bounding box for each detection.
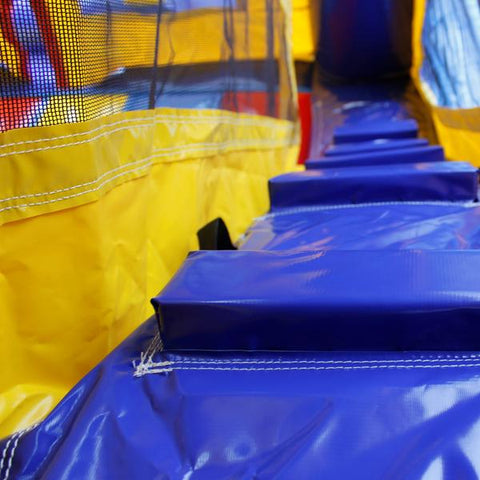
[412,0,480,165]
[0,1,299,437]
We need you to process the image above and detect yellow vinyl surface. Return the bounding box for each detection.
[412,0,480,165]
[0,107,299,437]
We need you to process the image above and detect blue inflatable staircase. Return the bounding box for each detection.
[4,90,480,479]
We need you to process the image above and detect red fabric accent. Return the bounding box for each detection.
[297,92,312,164]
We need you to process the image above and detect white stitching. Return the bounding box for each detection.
[2,422,38,480]
[144,334,161,357]
[0,122,154,158]
[0,116,154,150]
[0,161,151,214]
[0,155,153,204]
[136,367,173,376]
[0,434,18,478]
[133,359,173,377]
[0,136,283,204]
[141,363,480,375]
[132,335,167,377]
[0,138,290,212]
[143,333,163,358]
[0,137,291,205]
[0,137,291,213]
[134,357,480,377]
[3,436,22,480]
[0,114,292,153]
[168,355,480,365]
[0,114,292,151]
[265,201,477,217]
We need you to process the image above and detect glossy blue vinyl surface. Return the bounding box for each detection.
[4,316,480,479]
[4,0,480,473]
[306,145,444,169]
[325,138,429,156]
[239,202,480,251]
[153,249,480,351]
[309,80,418,158]
[333,119,418,144]
[269,162,478,210]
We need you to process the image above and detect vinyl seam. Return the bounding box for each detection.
[166,355,480,364]
[133,358,480,377]
[0,119,292,159]
[0,137,292,213]
[263,201,477,217]
[1,423,38,480]
[0,114,293,152]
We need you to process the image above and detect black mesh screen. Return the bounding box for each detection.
[0,0,292,132]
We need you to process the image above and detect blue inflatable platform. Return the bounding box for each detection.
[306,145,444,169]
[3,2,480,477]
[4,127,480,477]
[333,119,419,143]
[325,137,429,156]
[239,202,480,251]
[269,161,478,210]
[4,114,480,480]
[155,249,480,351]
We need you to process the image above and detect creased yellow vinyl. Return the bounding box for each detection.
[0,107,299,437]
[411,0,480,165]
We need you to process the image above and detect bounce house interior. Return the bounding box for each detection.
[2,0,480,478]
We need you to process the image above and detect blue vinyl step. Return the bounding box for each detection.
[306,145,444,169]
[269,162,478,210]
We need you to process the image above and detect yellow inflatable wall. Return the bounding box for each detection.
[0,0,299,437]
[412,0,480,165]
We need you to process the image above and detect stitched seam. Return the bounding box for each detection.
[144,334,161,357]
[0,115,292,153]
[144,333,163,358]
[0,138,274,203]
[134,359,480,377]
[1,115,292,151]
[140,363,480,375]
[265,201,477,218]
[133,359,173,377]
[0,137,291,212]
[2,423,38,480]
[0,155,154,204]
[167,356,480,365]
[0,161,152,213]
[133,335,166,377]
[1,120,285,158]
[0,435,18,478]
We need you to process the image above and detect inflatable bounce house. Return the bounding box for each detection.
[1,0,480,477]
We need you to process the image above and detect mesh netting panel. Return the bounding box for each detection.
[0,0,293,132]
